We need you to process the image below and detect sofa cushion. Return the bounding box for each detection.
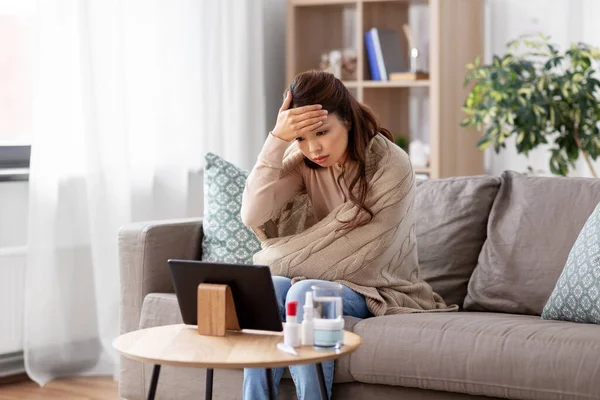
[201,153,261,264]
[415,176,500,307]
[542,201,600,323]
[350,311,600,400]
[138,293,360,384]
[464,171,600,315]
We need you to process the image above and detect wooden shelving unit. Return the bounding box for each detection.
[362,80,430,88]
[286,0,485,178]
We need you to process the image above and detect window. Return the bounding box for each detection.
[0,1,34,180]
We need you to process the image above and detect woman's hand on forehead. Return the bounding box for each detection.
[271,90,328,142]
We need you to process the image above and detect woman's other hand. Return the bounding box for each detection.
[271,90,328,142]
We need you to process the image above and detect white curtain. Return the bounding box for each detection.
[25,0,265,385]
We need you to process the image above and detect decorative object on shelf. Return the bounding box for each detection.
[461,34,600,177]
[329,49,342,79]
[402,24,425,74]
[319,48,357,81]
[409,139,430,168]
[410,49,420,73]
[341,48,357,81]
[319,53,330,72]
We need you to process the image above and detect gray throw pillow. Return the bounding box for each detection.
[541,202,600,324]
[415,176,500,307]
[201,153,261,264]
[464,171,600,315]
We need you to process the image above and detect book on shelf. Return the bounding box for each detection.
[364,28,405,81]
[389,72,429,81]
[364,28,380,80]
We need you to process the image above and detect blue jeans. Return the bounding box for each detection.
[243,276,372,400]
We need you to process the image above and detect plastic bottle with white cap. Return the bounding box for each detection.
[301,291,314,346]
[284,301,300,348]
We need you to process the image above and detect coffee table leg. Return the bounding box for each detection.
[265,368,275,400]
[147,364,161,400]
[206,368,214,400]
[316,363,328,400]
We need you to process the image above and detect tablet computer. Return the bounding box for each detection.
[167,259,283,332]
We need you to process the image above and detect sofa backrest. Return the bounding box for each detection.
[416,175,501,307]
[464,170,600,315]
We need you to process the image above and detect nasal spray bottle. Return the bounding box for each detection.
[301,292,314,346]
[284,301,300,348]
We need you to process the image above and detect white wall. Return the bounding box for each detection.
[485,0,600,177]
[263,0,286,135]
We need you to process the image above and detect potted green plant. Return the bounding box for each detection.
[461,34,600,177]
[394,136,408,152]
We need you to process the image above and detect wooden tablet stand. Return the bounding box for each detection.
[197,284,241,336]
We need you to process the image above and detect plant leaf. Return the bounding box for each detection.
[476,136,493,150]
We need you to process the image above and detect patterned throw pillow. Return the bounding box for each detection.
[201,153,261,264]
[541,202,600,323]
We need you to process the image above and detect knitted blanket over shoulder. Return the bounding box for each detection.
[250,134,458,316]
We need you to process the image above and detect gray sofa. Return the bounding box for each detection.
[118,171,600,400]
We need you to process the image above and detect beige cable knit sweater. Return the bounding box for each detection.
[242,133,457,316]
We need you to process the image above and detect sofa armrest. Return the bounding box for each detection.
[118,218,203,334]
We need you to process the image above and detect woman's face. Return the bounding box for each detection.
[295,113,349,167]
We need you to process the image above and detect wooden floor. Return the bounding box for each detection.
[0,375,119,400]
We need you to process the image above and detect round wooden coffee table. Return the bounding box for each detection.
[113,324,362,400]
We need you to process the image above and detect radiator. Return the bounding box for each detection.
[0,352,24,378]
[0,246,26,377]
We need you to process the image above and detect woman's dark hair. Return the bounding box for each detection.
[289,70,394,229]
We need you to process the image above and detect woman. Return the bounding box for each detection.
[241,70,456,400]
